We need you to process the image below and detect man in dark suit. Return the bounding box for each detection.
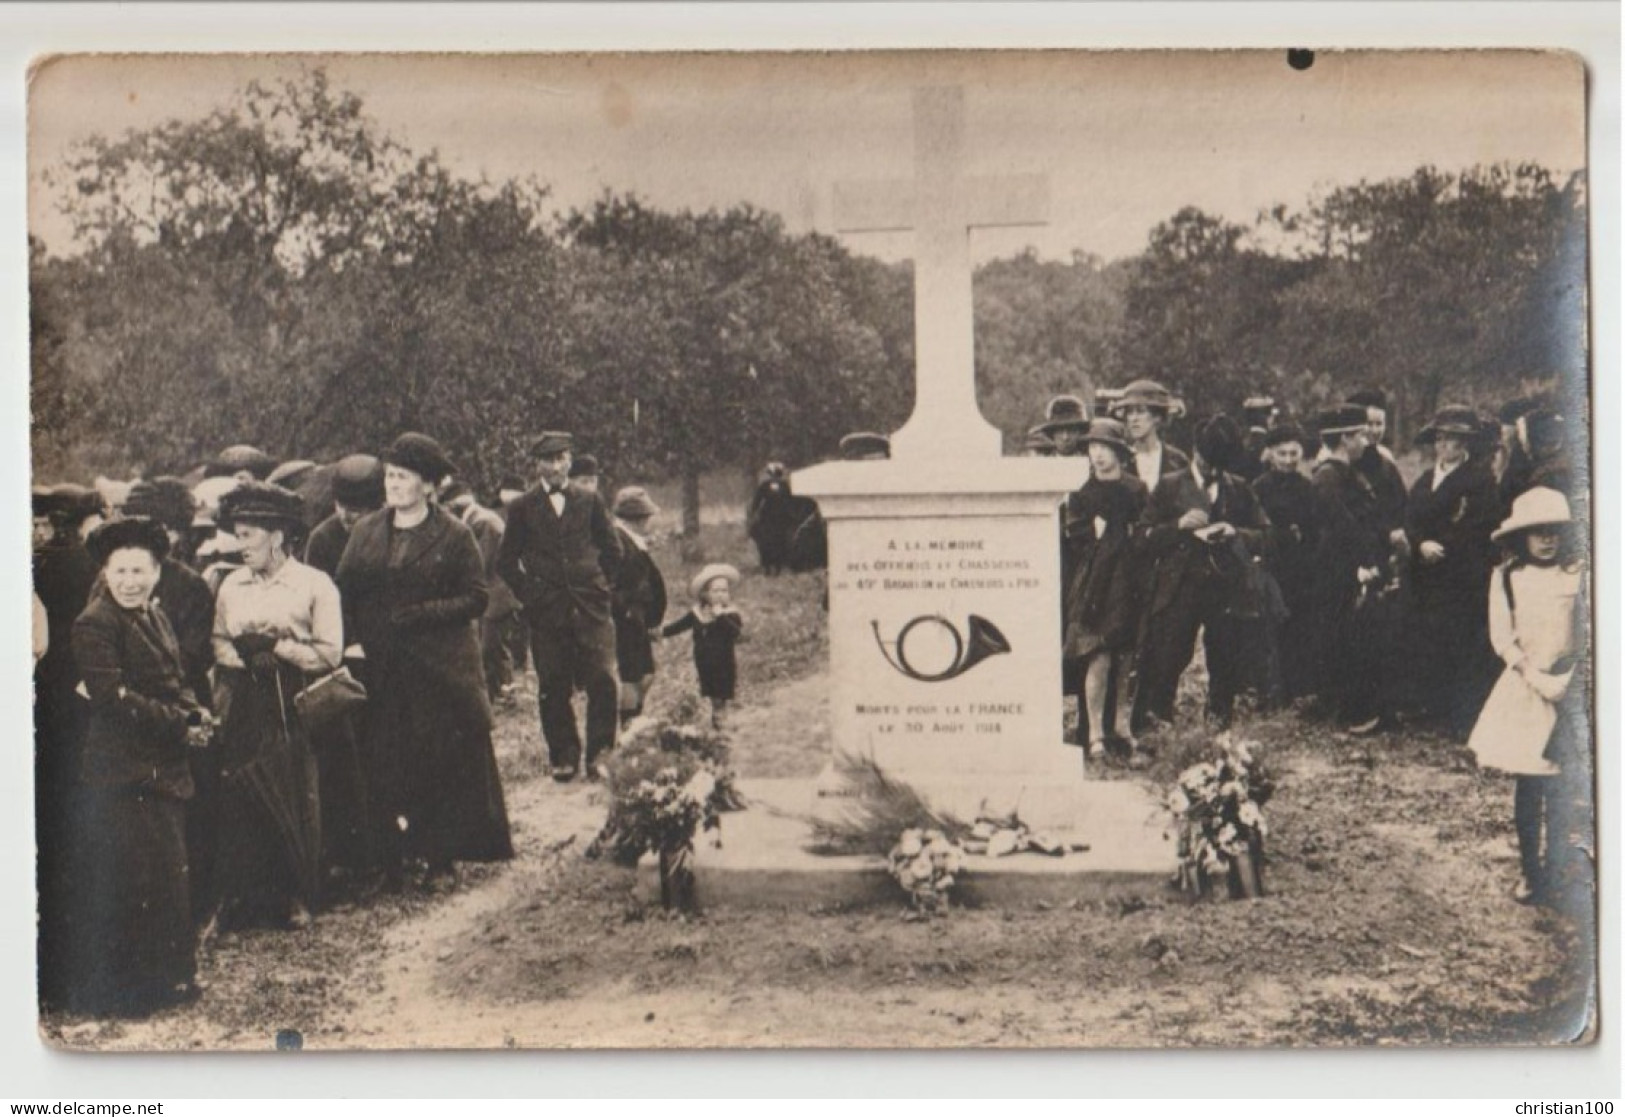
[497,431,624,781]
[1133,415,1270,729]
[609,486,668,725]
[1405,405,1503,735]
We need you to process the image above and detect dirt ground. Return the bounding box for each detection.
[39,524,1597,1051]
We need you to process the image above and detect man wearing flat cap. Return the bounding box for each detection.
[1134,414,1270,730]
[497,431,624,781]
[1308,404,1394,730]
[610,487,669,725]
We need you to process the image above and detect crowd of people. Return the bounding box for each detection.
[31,429,749,1019]
[33,378,1588,1019]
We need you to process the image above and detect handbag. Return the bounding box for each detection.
[292,666,368,733]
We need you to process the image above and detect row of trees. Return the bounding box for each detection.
[33,70,1586,528]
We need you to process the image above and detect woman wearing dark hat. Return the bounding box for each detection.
[337,434,513,888]
[1251,425,1320,700]
[63,518,210,1015]
[1110,380,1189,485]
[119,480,220,923]
[1040,395,1091,459]
[204,444,279,483]
[209,483,342,929]
[1405,405,1503,735]
[1061,419,1149,764]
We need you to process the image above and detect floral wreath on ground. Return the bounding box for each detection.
[1166,733,1274,899]
[888,828,966,916]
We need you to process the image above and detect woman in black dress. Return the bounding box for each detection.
[335,433,513,889]
[1062,419,1149,766]
[66,517,211,1015]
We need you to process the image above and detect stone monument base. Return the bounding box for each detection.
[636,775,1178,911]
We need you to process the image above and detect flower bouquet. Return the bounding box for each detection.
[591,715,741,912]
[888,828,966,916]
[1166,734,1273,900]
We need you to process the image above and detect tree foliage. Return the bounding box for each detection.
[32,70,1586,499]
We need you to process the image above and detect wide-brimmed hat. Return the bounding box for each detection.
[86,516,170,567]
[839,432,891,460]
[1315,404,1369,438]
[613,486,660,520]
[1040,395,1090,434]
[1346,387,1390,413]
[1416,405,1480,445]
[267,459,318,490]
[217,481,306,535]
[530,431,574,457]
[205,444,278,481]
[1110,380,1184,418]
[384,432,455,485]
[1492,487,1571,542]
[331,454,386,510]
[690,562,740,601]
[1263,423,1307,450]
[1196,415,1244,472]
[1079,417,1131,459]
[33,483,102,527]
[122,478,196,535]
[1023,426,1058,455]
[569,453,600,479]
[1242,395,1278,418]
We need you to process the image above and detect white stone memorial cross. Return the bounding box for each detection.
[796,87,1093,826]
[833,87,1049,461]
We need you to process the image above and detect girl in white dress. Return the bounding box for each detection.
[1467,487,1587,905]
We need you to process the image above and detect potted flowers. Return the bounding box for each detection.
[591,716,740,912]
[1166,734,1274,900]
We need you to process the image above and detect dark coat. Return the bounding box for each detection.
[612,527,667,682]
[70,594,200,799]
[336,506,512,864]
[1309,458,1388,616]
[1251,468,1319,610]
[1355,444,1408,538]
[497,485,623,630]
[1406,460,1501,613]
[1138,465,1269,620]
[304,513,351,579]
[66,594,200,1013]
[460,502,520,620]
[1062,475,1148,655]
[748,478,799,570]
[1126,442,1190,486]
[663,608,743,701]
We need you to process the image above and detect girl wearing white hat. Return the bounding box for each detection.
[1467,487,1588,906]
[659,564,743,730]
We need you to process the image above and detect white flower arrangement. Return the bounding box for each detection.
[1166,733,1274,899]
[888,828,966,915]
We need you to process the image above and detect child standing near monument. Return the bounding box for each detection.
[661,563,744,729]
[1468,488,1588,907]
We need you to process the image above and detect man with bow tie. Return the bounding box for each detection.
[497,431,624,782]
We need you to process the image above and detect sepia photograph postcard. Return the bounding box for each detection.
[26,46,1597,1055]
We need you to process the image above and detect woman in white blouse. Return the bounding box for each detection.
[209,482,342,930]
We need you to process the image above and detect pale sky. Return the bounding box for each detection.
[29,50,1585,262]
